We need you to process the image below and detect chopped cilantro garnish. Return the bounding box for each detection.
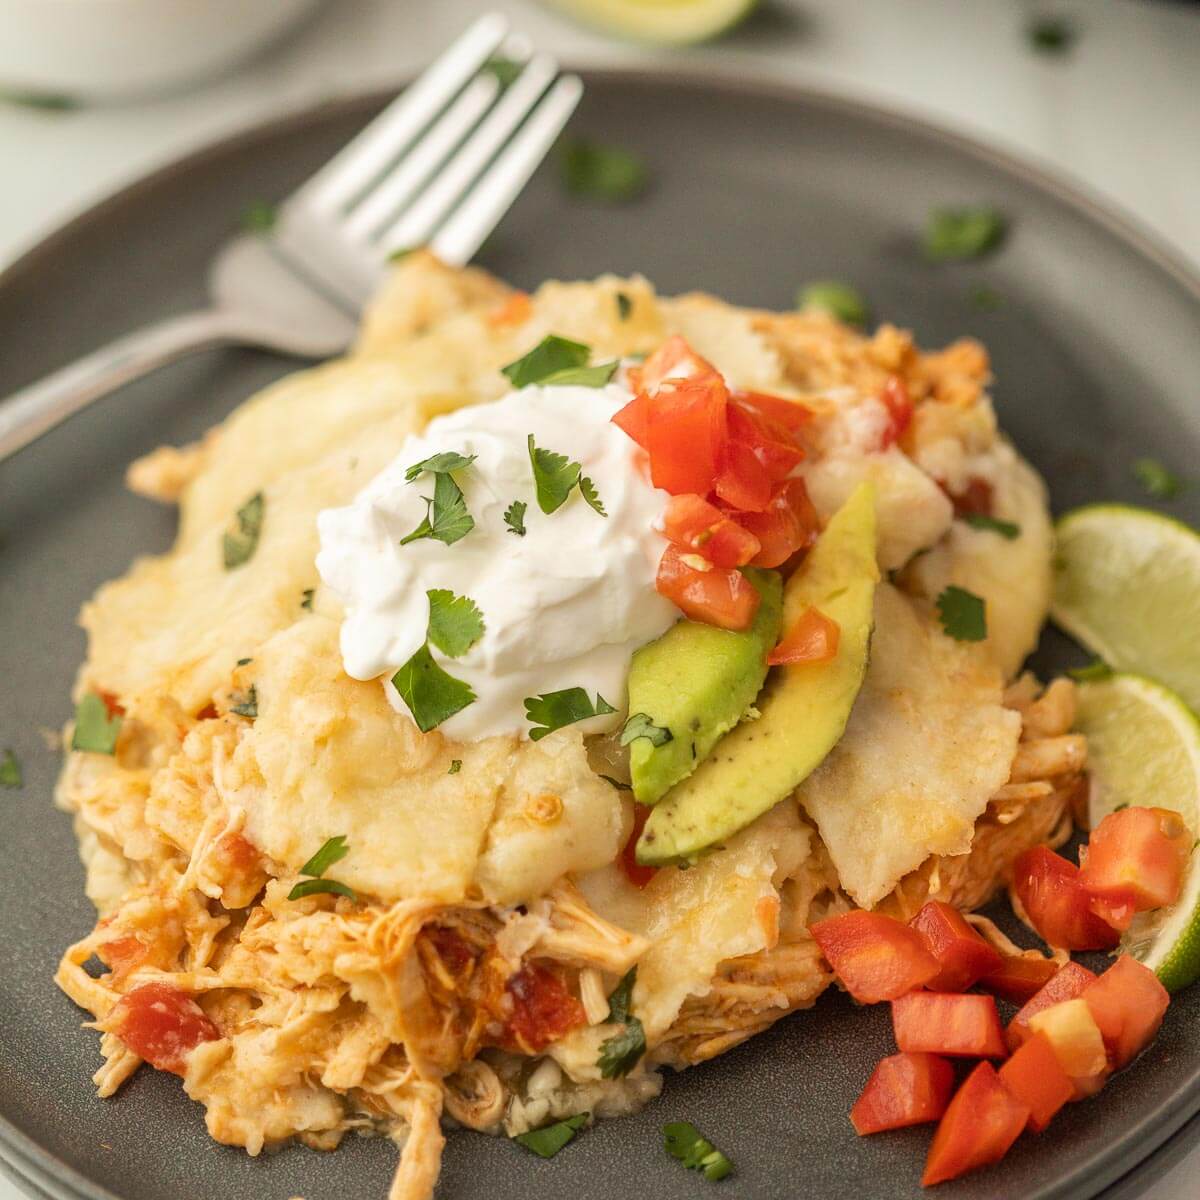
[513,1114,588,1158]
[71,694,122,755]
[1133,457,1183,500]
[483,56,522,88]
[963,513,1021,539]
[448,759,462,775]
[1069,660,1113,682]
[287,878,358,902]
[525,688,616,741]
[504,500,527,537]
[0,88,78,112]
[936,585,987,642]
[664,1121,734,1182]
[240,201,277,233]
[230,686,258,718]
[599,774,633,791]
[404,451,476,483]
[393,644,476,733]
[400,471,475,547]
[300,588,314,611]
[426,589,485,658]
[561,139,648,203]
[388,246,415,263]
[236,657,253,666]
[502,335,590,388]
[797,280,868,326]
[924,208,1007,262]
[528,435,581,514]
[606,967,636,1022]
[616,292,633,321]
[1028,16,1075,54]
[298,835,349,877]
[0,749,21,789]
[540,361,619,388]
[223,492,265,569]
[597,967,646,1078]
[579,476,607,517]
[620,713,673,748]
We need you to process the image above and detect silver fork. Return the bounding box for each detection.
[0,12,582,464]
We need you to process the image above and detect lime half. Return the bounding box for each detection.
[1053,503,1200,714]
[539,0,757,44]
[1075,673,1200,991]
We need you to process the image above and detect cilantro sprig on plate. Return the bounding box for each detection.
[620,713,673,748]
[597,967,646,1079]
[223,491,265,569]
[401,470,475,547]
[513,1113,589,1159]
[426,589,485,658]
[663,1121,734,1182]
[288,834,357,903]
[71,694,122,755]
[963,513,1021,540]
[0,749,21,789]
[504,500,527,537]
[501,335,617,390]
[525,688,616,742]
[527,435,606,518]
[392,589,484,733]
[937,585,987,642]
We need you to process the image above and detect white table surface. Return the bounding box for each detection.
[1,1,1197,1197]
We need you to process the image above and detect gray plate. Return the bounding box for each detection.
[2,72,1200,1200]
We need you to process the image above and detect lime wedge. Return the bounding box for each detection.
[539,0,757,44]
[1052,503,1200,714]
[1075,673,1200,991]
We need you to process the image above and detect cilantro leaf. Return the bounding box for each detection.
[71,694,122,755]
[616,292,633,320]
[1069,660,1113,682]
[597,970,645,1078]
[393,644,476,733]
[240,201,276,233]
[223,491,265,569]
[502,335,590,388]
[936,585,987,642]
[287,878,358,902]
[797,280,868,326]
[300,588,314,611]
[599,774,632,791]
[525,688,616,741]
[579,476,607,517]
[620,713,673,748]
[528,435,582,514]
[540,361,620,388]
[0,749,21,789]
[0,88,78,112]
[1028,16,1075,54]
[963,513,1021,539]
[664,1121,734,1182]
[560,139,648,203]
[299,835,349,878]
[448,759,462,775]
[483,56,522,88]
[236,657,253,666]
[426,589,485,658]
[404,451,477,483]
[924,208,1007,262]
[513,1114,588,1159]
[400,471,475,546]
[1133,457,1183,500]
[606,967,637,1023]
[504,500,527,537]
[230,686,258,718]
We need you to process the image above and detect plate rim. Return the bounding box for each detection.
[2,67,1199,1200]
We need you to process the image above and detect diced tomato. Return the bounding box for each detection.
[1081,955,1170,1070]
[767,607,839,667]
[713,435,773,512]
[978,955,1061,1004]
[97,935,148,982]
[613,389,654,449]
[662,493,761,568]
[108,982,220,1075]
[892,991,1007,1058]
[424,925,478,977]
[629,334,720,395]
[909,901,1004,993]
[487,291,532,328]
[98,689,125,719]
[1007,961,1097,1051]
[1012,846,1121,951]
[732,389,813,434]
[998,1033,1074,1133]
[1028,998,1108,1081]
[195,702,219,721]
[655,544,761,631]
[878,376,913,449]
[724,401,805,484]
[643,374,729,496]
[737,478,821,569]
[1079,806,1191,914]
[502,962,586,1054]
[620,804,659,889]
[922,1062,1030,1187]
[850,1052,955,1135]
[810,910,941,1004]
[945,476,994,519]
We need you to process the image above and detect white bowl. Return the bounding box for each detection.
[0,0,322,102]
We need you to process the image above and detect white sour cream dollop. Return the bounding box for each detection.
[316,382,677,741]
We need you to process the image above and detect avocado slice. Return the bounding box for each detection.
[637,481,879,866]
[626,568,783,805]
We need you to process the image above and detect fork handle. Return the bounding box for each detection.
[0,307,261,463]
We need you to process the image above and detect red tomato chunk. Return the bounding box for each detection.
[655,544,761,631]
[908,901,1004,993]
[1012,846,1120,951]
[1081,955,1170,1070]
[767,607,839,667]
[977,955,1061,1003]
[850,1052,954,1136]
[998,1033,1074,1133]
[619,804,659,890]
[1006,961,1096,1052]
[503,962,586,1054]
[892,992,1007,1059]
[1079,806,1190,914]
[922,1062,1030,1187]
[810,911,940,1004]
[108,982,219,1075]
[662,493,761,568]
[736,478,820,569]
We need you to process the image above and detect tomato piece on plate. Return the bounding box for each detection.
[766,607,839,667]
[850,1052,955,1135]
[922,1061,1030,1187]
[643,374,730,496]
[731,389,813,434]
[619,804,659,889]
[1012,845,1121,951]
[96,935,148,982]
[502,962,586,1054]
[662,493,761,568]
[1081,955,1170,1070]
[878,376,913,449]
[655,544,761,631]
[945,475,995,519]
[998,1033,1074,1133]
[909,901,1004,993]
[1028,998,1109,1082]
[738,477,821,569]
[810,910,940,1004]
[892,991,1007,1058]
[714,435,773,512]
[629,334,720,394]
[1079,806,1191,913]
[1007,961,1097,1052]
[978,955,1061,1004]
[108,982,220,1075]
[725,401,805,482]
[613,389,654,449]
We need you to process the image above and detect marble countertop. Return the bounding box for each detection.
[1,1,1197,1197]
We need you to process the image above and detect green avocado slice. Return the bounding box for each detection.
[637,481,879,866]
[626,567,783,805]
